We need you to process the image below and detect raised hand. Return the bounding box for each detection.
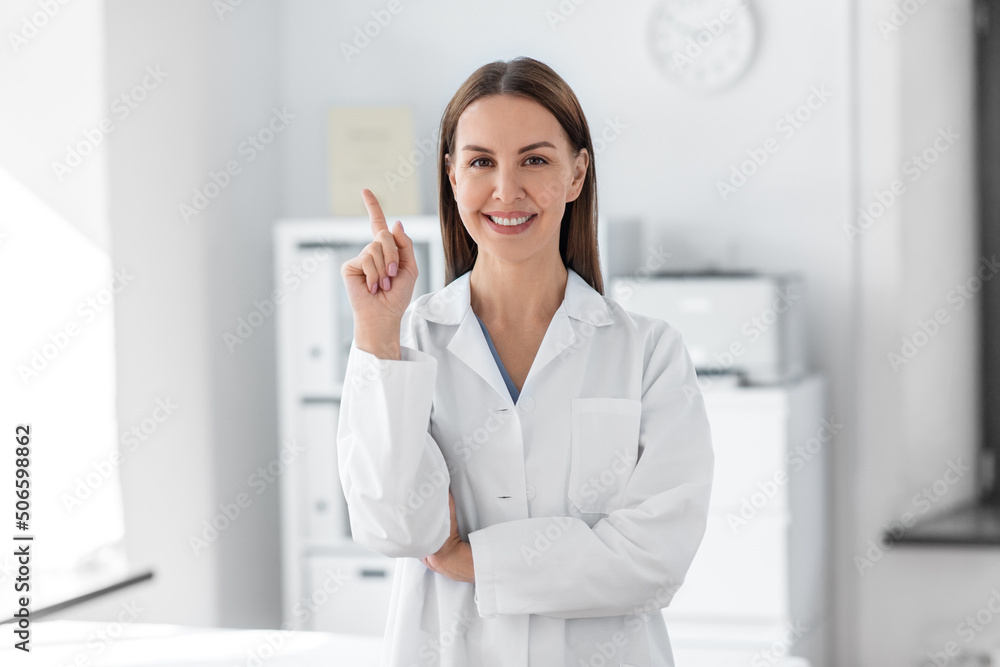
[340,189,419,358]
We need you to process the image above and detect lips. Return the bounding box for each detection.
[481,212,537,234]
[483,212,536,226]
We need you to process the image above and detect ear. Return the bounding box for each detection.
[566,147,589,203]
[445,153,458,199]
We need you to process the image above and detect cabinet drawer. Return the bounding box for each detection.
[303,555,396,635]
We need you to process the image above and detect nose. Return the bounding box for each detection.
[492,162,524,204]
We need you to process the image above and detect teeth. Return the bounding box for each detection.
[488,214,533,226]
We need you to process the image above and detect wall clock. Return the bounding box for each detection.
[648,0,757,92]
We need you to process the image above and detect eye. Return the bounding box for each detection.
[524,156,548,166]
[469,157,493,168]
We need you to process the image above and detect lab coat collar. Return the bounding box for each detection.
[415,266,614,327]
[415,267,614,404]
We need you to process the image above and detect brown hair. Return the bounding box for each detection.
[436,57,603,294]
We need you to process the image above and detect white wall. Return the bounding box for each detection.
[57,0,284,628]
[0,0,109,253]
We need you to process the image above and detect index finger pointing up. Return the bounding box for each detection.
[361,188,389,236]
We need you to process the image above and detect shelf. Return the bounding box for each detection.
[884,499,1000,546]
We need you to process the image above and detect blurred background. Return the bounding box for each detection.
[1,1,998,666]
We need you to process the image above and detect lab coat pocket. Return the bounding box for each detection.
[568,397,642,514]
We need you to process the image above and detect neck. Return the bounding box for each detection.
[469,254,568,326]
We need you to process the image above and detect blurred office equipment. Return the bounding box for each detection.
[611,272,827,667]
[610,272,807,385]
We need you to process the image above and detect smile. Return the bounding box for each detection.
[486,214,535,226]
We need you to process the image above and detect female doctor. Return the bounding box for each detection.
[337,57,714,667]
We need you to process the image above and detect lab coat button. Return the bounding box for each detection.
[518,396,535,412]
[525,484,536,500]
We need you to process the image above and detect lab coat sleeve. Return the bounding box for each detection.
[336,320,452,559]
[467,323,714,619]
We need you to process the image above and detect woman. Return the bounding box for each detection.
[337,56,714,667]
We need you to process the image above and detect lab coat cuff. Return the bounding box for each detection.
[345,339,437,382]
[468,528,497,618]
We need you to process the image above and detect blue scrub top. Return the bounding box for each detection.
[473,311,520,404]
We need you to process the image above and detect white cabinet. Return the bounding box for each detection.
[273,217,445,635]
[663,376,829,667]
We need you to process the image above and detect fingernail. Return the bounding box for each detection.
[369,281,378,295]
[388,262,397,277]
[381,276,391,291]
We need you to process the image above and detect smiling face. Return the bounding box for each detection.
[445,94,589,269]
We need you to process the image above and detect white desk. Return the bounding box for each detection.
[0,620,383,666]
[0,619,818,666]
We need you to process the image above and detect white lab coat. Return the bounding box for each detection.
[336,267,714,667]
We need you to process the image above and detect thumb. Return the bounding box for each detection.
[391,220,416,271]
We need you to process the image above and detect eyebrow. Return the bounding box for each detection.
[460,141,557,155]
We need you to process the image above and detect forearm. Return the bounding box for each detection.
[336,340,451,558]
[468,490,710,619]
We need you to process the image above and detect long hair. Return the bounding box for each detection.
[436,57,603,294]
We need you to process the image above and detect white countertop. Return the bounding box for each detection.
[0,620,383,667]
